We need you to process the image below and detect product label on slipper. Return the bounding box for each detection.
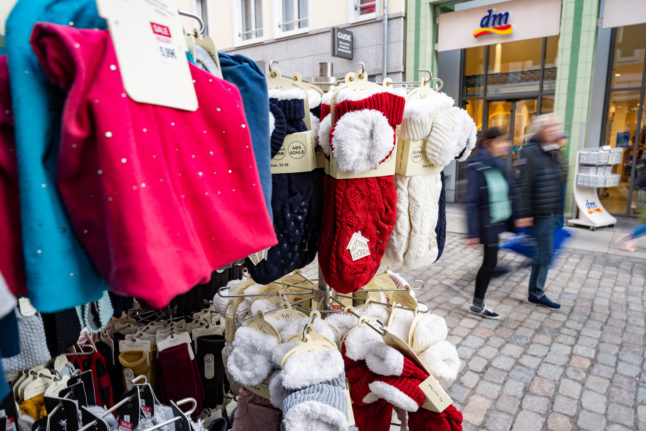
[329,142,397,179]
[347,232,370,261]
[204,354,215,380]
[419,375,452,413]
[248,248,268,266]
[270,132,317,173]
[396,139,443,176]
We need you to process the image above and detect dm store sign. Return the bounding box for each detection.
[473,9,513,38]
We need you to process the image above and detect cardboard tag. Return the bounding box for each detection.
[191,326,223,353]
[329,142,397,179]
[244,375,271,400]
[347,232,370,261]
[117,390,141,431]
[68,371,95,406]
[270,132,317,174]
[247,248,268,266]
[395,139,444,176]
[44,397,79,431]
[96,0,197,111]
[54,355,69,373]
[316,147,328,170]
[23,380,47,400]
[136,386,155,420]
[122,369,135,392]
[119,340,151,365]
[246,317,281,343]
[280,328,337,368]
[18,298,37,317]
[81,406,110,431]
[204,354,215,380]
[344,380,355,426]
[391,287,418,310]
[157,332,194,360]
[419,376,452,413]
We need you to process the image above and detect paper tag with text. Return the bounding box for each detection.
[347,231,370,261]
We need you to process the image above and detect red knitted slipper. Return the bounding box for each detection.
[408,404,463,431]
[319,91,405,293]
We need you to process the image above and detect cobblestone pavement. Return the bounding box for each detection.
[399,233,646,431]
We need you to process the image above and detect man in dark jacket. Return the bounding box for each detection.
[516,114,563,309]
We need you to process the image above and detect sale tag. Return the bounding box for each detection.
[97,0,197,111]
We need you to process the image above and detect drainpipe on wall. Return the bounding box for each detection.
[382,0,388,79]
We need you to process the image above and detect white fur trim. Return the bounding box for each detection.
[268,371,287,409]
[344,325,384,361]
[268,88,306,100]
[269,111,276,136]
[271,340,300,366]
[318,114,332,156]
[332,109,394,174]
[282,348,344,389]
[402,93,454,120]
[362,392,380,404]
[388,309,415,341]
[283,400,348,431]
[324,313,359,337]
[365,344,404,376]
[419,341,460,382]
[250,299,280,317]
[232,326,279,352]
[456,109,477,161]
[368,381,420,412]
[226,347,274,385]
[411,314,448,353]
[321,92,333,106]
[356,303,390,324]
[307,89,322,108]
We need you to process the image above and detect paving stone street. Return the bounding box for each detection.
[401,232,646,431]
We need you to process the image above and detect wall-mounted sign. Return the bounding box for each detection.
[332,27,353,60]
[437,0,561,52]
[473,9,513,38]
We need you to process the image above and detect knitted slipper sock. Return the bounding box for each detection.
[435,171,447,261]
[319,91,405,293]
[408,404,463,431]
[403,174,442,268]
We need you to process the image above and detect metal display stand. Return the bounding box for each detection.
[568,147,622,230]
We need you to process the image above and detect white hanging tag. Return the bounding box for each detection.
[347,232,370,261]
[96,0,198,111]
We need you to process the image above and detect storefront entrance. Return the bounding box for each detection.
[486,98,538,163]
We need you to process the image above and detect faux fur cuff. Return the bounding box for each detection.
[331,109,394,174]
[282,348,345,390]
[307,89,322,109]
[324,313,359,337]
[283,400,349,431]
[310,114,321,143]
[269,371,287,409]
[365,344,404,376]
[419,341,460,382]
[368,381,420,412]
[411,314,448,353]
[318,114,332,156]
[227,346,274,386]
[344,325,384,361]
[268,88,306,100]
[335,87,406,104]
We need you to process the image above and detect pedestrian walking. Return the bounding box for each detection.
[516,114,564,309]
[464,127,517,319]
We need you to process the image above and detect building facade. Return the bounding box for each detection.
[192,0,406,82]
[406,0,646,218]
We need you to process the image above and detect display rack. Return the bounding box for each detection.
[568,147,622,230]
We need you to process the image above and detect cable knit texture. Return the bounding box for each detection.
[246,93,323,284]
[319,91,405,293]
[2,308,51,373]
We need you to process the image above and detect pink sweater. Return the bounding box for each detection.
[30,23,276,307]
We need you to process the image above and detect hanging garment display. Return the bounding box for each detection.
[4,0,109,312]
[29,23,276,308]
[317,87,405,293]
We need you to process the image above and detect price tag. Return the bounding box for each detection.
[96,0,197,111]
[248,249,268,266]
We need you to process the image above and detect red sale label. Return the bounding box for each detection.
[150,22,171,38]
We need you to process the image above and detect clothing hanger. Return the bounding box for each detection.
[140,398,197,431]
[64,343,97,356]
[267,60,313,130]
[291,73,324,96]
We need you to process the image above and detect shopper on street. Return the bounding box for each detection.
[516,114,563,310]
[465,127,516,319]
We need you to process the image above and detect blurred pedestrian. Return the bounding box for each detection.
[617,157,646,251]
[464,127,517,319]
[516,114,563,309]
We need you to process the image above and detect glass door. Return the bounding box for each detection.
[486,98,538,164]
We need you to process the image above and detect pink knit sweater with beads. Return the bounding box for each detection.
[30,23,276,307]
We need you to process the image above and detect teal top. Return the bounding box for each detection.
[483,168,512,224]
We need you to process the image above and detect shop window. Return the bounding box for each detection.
[487,38,543,95]
[235,0,264,44]
[540,95,554,114]
[276,0,309,35]
[349,0,378,22]
[463,46,485,98]
[610,24,646,89]
[464,99,483,131]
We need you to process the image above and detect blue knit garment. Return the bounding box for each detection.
[5,0,108,312]
[246,98,323,284]
[218,53,273,220]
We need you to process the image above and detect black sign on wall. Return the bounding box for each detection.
[332,27,353,60]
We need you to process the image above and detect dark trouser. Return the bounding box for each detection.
[529,215,558,299]
[474,244,498,307]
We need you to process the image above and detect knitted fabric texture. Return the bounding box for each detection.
[232,387,282,431]
[0,56,27,297]
[20,394,47,420]
[219,53,273,220]
[385,93,453,270]
[318,91,405,293]
[5,0,108,311]
[118,350,151,388]
[367,356,428,412]
[76,290,113,333]
[30,24,276,307]
[408,404,463,431]
[2,309,51,373]
[246,92,323,284]
[41,308,81,356]
[157,342,204,420]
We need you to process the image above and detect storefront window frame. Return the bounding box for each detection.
[600,26,646,217]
